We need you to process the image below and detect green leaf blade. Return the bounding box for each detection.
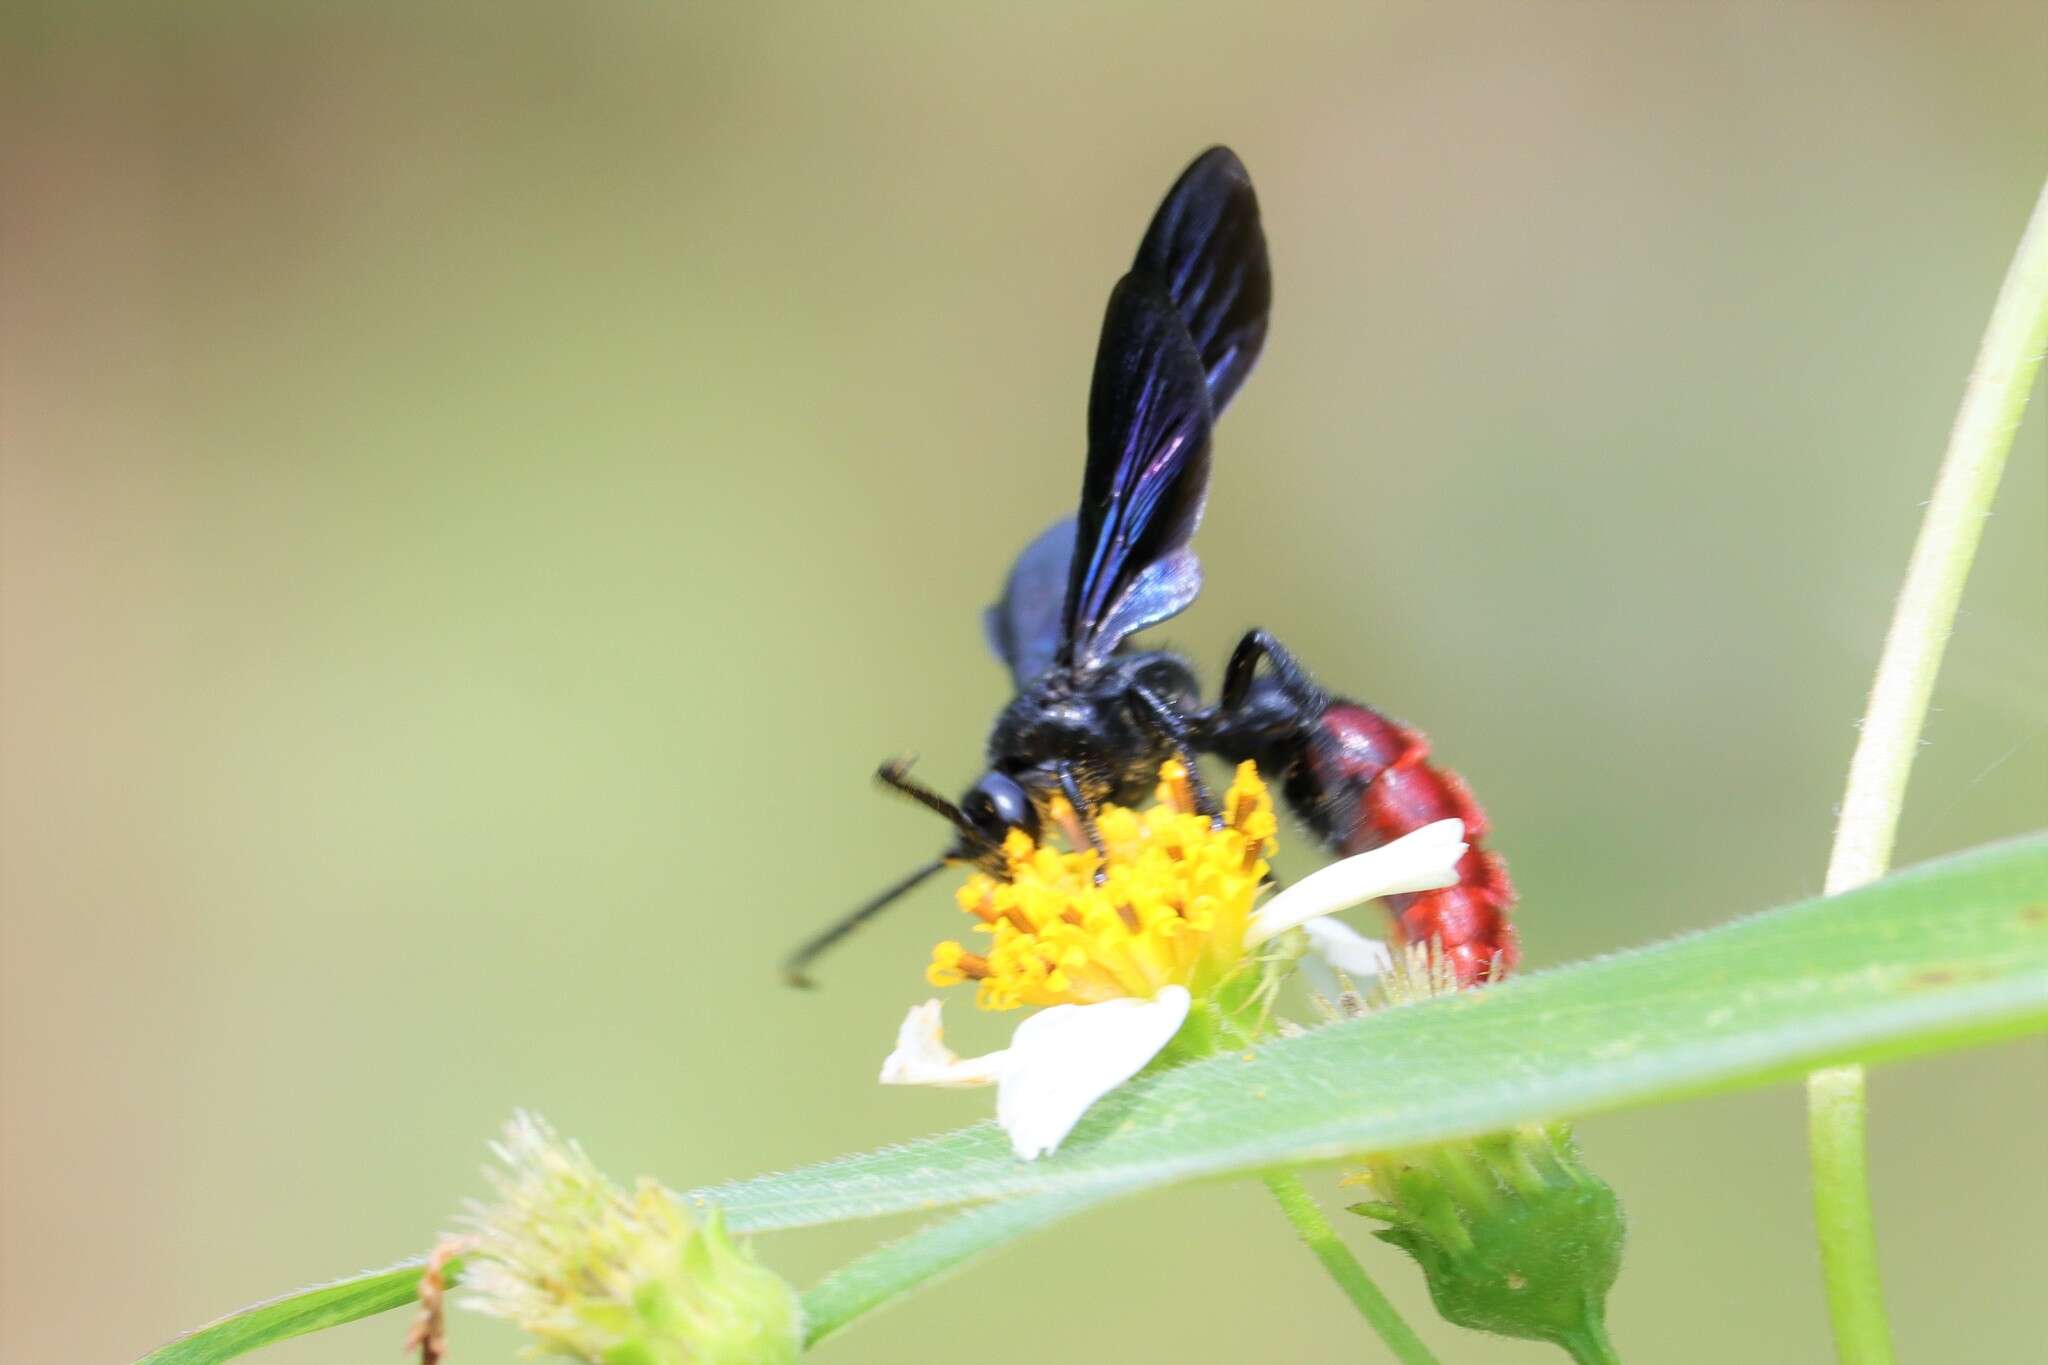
[138,836,2048,1362]
[694,834,2048,1231]
[135,1260,439,1365]
[799,1191,1094,1346]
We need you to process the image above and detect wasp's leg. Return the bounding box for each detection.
[1220,627,1330,713]
[1200,630,1382,861]
[1128,682,1221,822]
[1053,760,1114,882]
[1199,629,1330,777]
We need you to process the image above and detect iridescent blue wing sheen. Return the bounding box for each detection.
[1058,272,1215,669]
[984,150,1262,682]
[1133,146,1271,415]
[983,515,1076,687]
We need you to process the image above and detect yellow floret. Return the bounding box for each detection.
[930,760,1279,1009]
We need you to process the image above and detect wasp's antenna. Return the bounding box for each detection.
[875,757,1001,856]
[782,856,948,989]
[781,759,996,990]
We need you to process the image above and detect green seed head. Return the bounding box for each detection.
[1350,1123,1625,1355]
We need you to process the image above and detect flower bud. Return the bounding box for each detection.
[1348,1123,1624,1362]
[461,1113,802,1365]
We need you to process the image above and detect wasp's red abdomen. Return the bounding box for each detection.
[1305,703,1518,984]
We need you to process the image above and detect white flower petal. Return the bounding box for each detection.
[995,986,1191,1160]
[1244,819,1467,948]
[878,1000,1009,1088]
[1301,917,1394,981]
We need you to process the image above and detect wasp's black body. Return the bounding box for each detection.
[786,147,1518,986]
[984,650,1198,809]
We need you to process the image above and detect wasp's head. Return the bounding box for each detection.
[961,770,1040,849]
[869,757,1039,874]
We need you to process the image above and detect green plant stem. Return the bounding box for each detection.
[1806,175,2048,1364]
[1262,1170,1441,1364]
[1808,1067,1888,1358]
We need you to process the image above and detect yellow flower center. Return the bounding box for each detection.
[928,760,1279,1009]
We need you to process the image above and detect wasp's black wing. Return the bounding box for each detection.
[984,149,1261,686]
[1133,146,1270,415]
[1057,272,1214,670]
[983,514,1075,687]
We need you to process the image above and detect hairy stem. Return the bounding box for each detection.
[1807,176,2048,1363]
[1809,1066,1891,1362]
[1262,1170,1441,1364]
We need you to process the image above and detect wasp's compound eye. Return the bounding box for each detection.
[963,772,1038,841]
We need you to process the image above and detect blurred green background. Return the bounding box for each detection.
[3,4,2044,1362]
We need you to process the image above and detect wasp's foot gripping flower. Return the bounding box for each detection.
[459,1113,802,1365]
[884,761,1467,1159]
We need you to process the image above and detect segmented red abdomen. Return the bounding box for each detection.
[1304,702,1518,984]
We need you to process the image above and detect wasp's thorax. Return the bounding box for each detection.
[980,651,1202,817]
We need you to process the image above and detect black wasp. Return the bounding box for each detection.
[784,147,1517,988]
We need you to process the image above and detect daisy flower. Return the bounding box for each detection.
[881,760,1465,1158]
